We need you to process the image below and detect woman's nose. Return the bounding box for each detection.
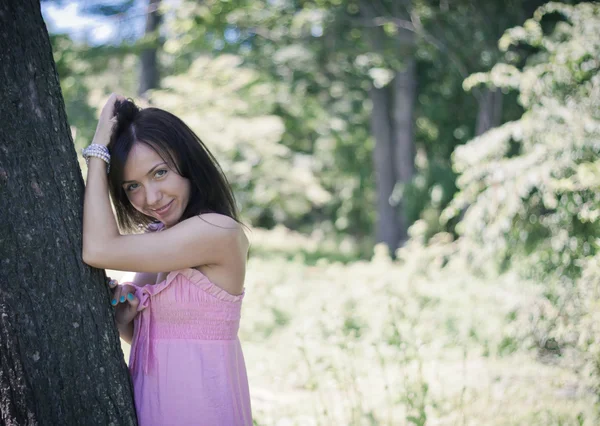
[146,187,162,207]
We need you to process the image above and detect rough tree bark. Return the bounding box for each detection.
[138,0,162,97]
[0,1,137,424]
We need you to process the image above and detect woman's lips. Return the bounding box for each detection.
[152,200,173,216]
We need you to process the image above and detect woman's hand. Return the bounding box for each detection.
[106,276,140,326]
[92,93,126,147]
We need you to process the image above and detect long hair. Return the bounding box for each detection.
[107,99,239,233]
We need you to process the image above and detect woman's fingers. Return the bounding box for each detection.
[111,285,122,307]
[117,284,133,305]
[94,93,127,144]
[114,285,140,324]
[106,280,140,324]
[106,276,118,289]
[108,281,138,307]
[118,285,139,308]
[106,278,137,306]
[126,291,139,310]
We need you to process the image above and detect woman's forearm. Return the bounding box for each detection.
[82,156,120,265]
[82,94,126,265]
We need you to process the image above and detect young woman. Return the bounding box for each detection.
[82,93,252,425]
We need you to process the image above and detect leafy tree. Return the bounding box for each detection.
[442,4,600,401]
[444,2,600,282]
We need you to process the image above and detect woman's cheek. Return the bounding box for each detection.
[128,193,144,213]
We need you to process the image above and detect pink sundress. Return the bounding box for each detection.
[126,266,252,425]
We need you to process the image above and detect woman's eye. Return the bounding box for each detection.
[155,170,167,178]
[126,183,139,192]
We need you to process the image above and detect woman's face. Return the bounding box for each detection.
[122,142,191,228]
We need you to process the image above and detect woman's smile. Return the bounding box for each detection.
[151,199,174,217]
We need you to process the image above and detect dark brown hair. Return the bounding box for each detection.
[107,99,239,233]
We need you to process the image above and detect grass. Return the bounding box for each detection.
[109,228,598,425]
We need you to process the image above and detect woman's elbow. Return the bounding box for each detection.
[82,246,103,268]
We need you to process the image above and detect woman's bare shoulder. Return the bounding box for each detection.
[195,213,241,230]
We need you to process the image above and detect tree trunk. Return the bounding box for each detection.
[138,0,162,97]
[475,86,503,136]
[370,85,402,252]
[391,28,417,245]
[361,0,417,254]
[0,1,137,424]
[361,0,403,253]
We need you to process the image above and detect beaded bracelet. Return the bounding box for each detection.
[82,144,111,173]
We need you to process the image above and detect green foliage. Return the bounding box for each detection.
[52,0,556,242]
[578,255,600,398]
[163,0,517,241]
[51,34,98,151]
[164,0,378,236]
[439,2,600,407]
[443,2,600,281]
[50,34,143,151]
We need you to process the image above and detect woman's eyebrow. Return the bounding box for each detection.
[122,162,167,184]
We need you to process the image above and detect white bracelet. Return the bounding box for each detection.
[82,144,111,173]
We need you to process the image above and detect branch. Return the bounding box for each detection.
[353,14,483,100]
